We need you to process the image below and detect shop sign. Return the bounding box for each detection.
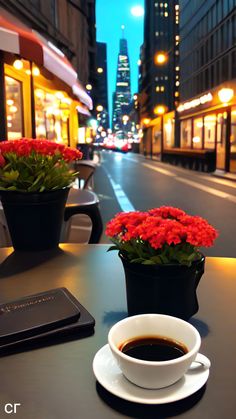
[177,93,213,113]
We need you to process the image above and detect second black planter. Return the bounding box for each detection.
[119,253,205,320]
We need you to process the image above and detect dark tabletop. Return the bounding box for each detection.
[0,244,235,419]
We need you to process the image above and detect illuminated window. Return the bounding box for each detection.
[160,3,163,7]
[160,86,165,92]
[175,35,180,40]
[175,66,180,71]
[181,119,192,148]
[5,76,23,139]
[175,92,179,97]
[164,2,168,7]
[164,12,168,17]
[156,86,160,91]
[175,4,179,10]
[193,117,203,149]
[175,81,180,86]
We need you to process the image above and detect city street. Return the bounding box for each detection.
[94,150,236,258]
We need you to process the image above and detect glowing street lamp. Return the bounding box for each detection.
[154,105,167,115]
[142,118,150,126]
[122,115,129,125]
[96,105,104,112]
[218,88,234,104]
[154,52,168,65]
[13,59,23,70]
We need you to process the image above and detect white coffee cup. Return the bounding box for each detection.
[108,314,210,389]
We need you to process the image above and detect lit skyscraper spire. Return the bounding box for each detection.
[112,26,131,133]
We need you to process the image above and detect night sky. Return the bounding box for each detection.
[96,0,144,119]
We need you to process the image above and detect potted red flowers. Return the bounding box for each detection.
[0,139,82,251]
[106,206,218,319]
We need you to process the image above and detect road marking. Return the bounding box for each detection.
[198,175,236,189]
[142,163,176,177]
[106,172,135,212]
[141,161,236,203]
[176,177,233,199]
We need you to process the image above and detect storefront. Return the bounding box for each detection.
[0,8,92,147]
[177,81,236,174]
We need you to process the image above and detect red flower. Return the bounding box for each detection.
[0,153,5,167]
[106,206,218,250]
[0,139,82,161]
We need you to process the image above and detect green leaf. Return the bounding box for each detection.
[107,246,119,252]
[142,259,155,265]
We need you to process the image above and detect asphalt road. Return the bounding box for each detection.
[93,150,236,258]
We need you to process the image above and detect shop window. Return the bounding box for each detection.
[230,106,236,173]
[35,88,70,145]
[163,115,175,149]
[204,114,216,149]
[152,119,162,157]
[5,76,23,140]
[180,119,192,149]
[193,117,203,149]
[216,112,227,170]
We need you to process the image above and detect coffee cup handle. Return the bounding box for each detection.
[189,353,211,371]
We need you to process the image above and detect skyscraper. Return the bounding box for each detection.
[96,42,109,129]
[112,29,132,134]
[139,0,179,120]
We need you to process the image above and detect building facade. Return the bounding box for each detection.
[96,42,109,130]
[0,0,95,147]
[176,0,236,174]
[112,35,132,135]
[139,0,179,158]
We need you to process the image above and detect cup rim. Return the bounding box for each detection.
[108,313,201,366]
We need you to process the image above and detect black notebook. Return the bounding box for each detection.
[0,288,95,353]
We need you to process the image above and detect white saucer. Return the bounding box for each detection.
[93,344,210,405]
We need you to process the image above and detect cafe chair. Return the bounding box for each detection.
[0,205,12,247]
[60,189,103,244]
[73,161,96,190]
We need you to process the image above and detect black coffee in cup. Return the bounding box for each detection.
[119,336,188,362]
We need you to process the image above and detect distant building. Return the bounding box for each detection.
[96,42,109,129]
[112,32,132,135]
[139,0,179,121]
[177,0,236,174]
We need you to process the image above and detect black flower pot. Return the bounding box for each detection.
[0,188,69,251]
[119,253,205,320]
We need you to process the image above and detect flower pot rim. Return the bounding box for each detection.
[118,250,205,269]
[0,186,70,196]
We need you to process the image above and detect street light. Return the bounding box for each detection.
[218,88,234,104]
[122,115,129,125]
[13,59,23,70]
[154,52,168,65]
[142,118,150,126]
[96,105,104,112]
[154,105,167,115]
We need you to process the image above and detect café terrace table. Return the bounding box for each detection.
[0,244,235,419]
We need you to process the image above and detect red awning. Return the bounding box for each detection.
[0,8,93,110]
